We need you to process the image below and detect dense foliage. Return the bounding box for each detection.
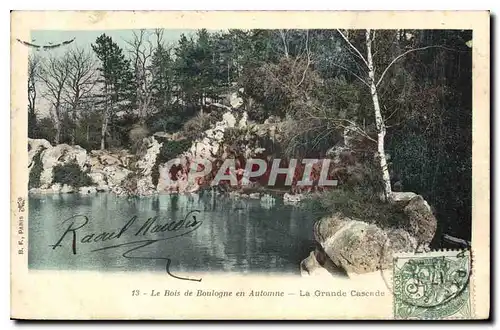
[53,161,94,188]
[28,148,45,189]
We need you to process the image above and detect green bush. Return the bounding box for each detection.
[181,112,213,141]
[302,187,406,229]
[53,161,94,188]
[151,138,193,186]
[28,148,45,189]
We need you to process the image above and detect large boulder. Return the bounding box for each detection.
[403,195,437,247]
[310,194,437,275]
[313,212,421,275]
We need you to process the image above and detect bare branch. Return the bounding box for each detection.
[37,52,72,143]
[126,29,156,119]
[296,30,311,88]
[63,47,97,111]
[28,53,41,115]
[154,29,164,48]
[330,62,370,87]
[376,45,461,88]
[336,29,369,67]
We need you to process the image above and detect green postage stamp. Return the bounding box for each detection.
[393,250,472,320]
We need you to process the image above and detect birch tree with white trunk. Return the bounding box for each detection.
[336,29,442,202]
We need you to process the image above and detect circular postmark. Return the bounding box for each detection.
[393,251,471,308]
[378,230,472,318]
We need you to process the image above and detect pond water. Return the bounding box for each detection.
[28,192,321,276]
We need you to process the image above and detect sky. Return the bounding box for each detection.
[29,29,198,57]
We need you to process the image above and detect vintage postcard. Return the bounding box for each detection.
[10,11,490,320]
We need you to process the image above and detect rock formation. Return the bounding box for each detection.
[302,194,437,277]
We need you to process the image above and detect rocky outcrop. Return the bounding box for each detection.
[303,194,437,277]
[28,140,90,189]
[88,149,132,194]
[133,137,163,196]
[157,110,253,194]
[28,130,194,196]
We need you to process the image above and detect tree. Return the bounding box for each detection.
[28,53,41,138]
[92,34,134,149]
[173,30,227,111]
[38,53,71,144]
[151,29,174,112]
[126,29,155,121]
[63,47,97,145]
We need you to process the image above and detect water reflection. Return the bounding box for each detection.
[28,193,318,275]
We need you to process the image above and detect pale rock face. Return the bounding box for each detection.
[403,195,437,246]
[314,216,414,274]
[156,158,201,194]
[98,153,121,166]
[102,166,131,188]
[88,172,106,187]
[158,111,242,194]
[133,137,163,196]
[222,111,237,128]
[229,92,244,109]
[38,143,89,188]
[60,184,74,193]
[88,148,138,194]
[135,137,162,177]
[189,111,236,160]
